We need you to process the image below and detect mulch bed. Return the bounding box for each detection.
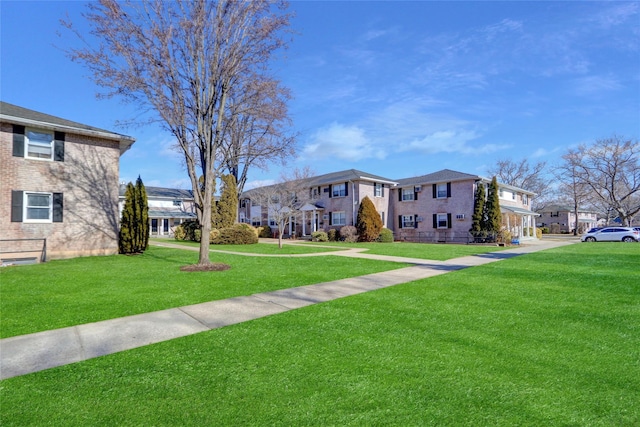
[180,263,231,272]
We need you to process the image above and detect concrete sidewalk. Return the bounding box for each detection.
[0,239,574,380]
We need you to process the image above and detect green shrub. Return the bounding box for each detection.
[377,228,394,243]
[356,196,383,242]
[535,227,543,239]
[258,226,272,238]
[194,229,202,242]
[212,224,259,245]
[540,227,550,234]
[339,225,358,243]
[327,229,338,242]
[312,231,328,242]
[175,220,199,241]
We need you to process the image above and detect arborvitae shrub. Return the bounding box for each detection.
[356,196,383,242]
[119,177,149,254]
[327,229,338,241]
[339,225,358,242]
[377,228,394,243]
[215,174,238,229]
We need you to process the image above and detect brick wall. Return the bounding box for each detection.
[1,122,122,260]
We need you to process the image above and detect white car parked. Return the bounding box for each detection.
[581,227,639,242]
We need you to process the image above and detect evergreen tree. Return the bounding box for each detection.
[134,176,149,250]
[119,176,149,254]
[356,196,383,242]
[471,182,485,233]
[119,182,136,254]
[214,174,238,229]
[484,176,502,234]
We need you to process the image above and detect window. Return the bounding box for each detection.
[26,129,54,160]
[13,192,63,223]
[26,193,52,221]
[401,188,415,201]
[401,215,415,228]
[269,218,276,227]
[522,194,529,205]
[499,189,504,198]
[332,183,347,197]
[434,213,451,229]
[432,182,451,198]
[12,125,64,162]
[252,217,261,226]
[374,182,384,197]
[331,211,346,226]
[173,200,182,207]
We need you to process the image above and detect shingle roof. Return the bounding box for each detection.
[0,101,135,154]
[241,169,397,197]
[395,169,480,186]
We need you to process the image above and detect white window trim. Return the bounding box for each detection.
[24,191,53,223]
[401,188,414,201]
[401,215,415,228]
[436,183,448,199]
[436,213,449,229]
[374,183,383,197]
[332,183,347,198]
[332,211,346,226]
[26,128,55,161]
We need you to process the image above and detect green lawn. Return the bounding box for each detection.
[301,240,510,260]
[0,245,405,338]
[155,239,345,254]
[2,243,638,425]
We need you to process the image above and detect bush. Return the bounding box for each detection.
[212,223,259,245]
[356,196,383,242]
[327,229,338,242]
[535,227,543,239]
[311,231,328,242]
[377,228,394,243]
[339,225,358,243]
[237,222,259,238]
[258,226,272,238]
[540,227,550,234]
[174,220,199,241]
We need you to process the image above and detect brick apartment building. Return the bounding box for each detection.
[240,168,538,243]
[1,102,135,263]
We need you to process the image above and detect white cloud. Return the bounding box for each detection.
[573,75,622,96]
[300,122,386,161]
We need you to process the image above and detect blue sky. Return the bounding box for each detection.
[2,1,639,191]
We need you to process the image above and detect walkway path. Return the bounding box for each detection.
[0,239,575,380]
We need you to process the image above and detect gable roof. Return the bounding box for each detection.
[306,169,398,187]
[241,168,397,198]
[395,169,480,186]
[0,101,135,155]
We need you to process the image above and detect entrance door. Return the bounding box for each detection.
[151,219,158,234]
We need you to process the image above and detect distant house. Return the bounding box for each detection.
[535,204,599,234]
[118,185,196,237]
[1,102,135,263]
[240,168,539,243]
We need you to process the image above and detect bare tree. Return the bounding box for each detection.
[249,168,313,249]
[220,75,296,198]
[555,149,593,235]
[487,158,551,207]
[567,136,640,226]
[63,0,291,266]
